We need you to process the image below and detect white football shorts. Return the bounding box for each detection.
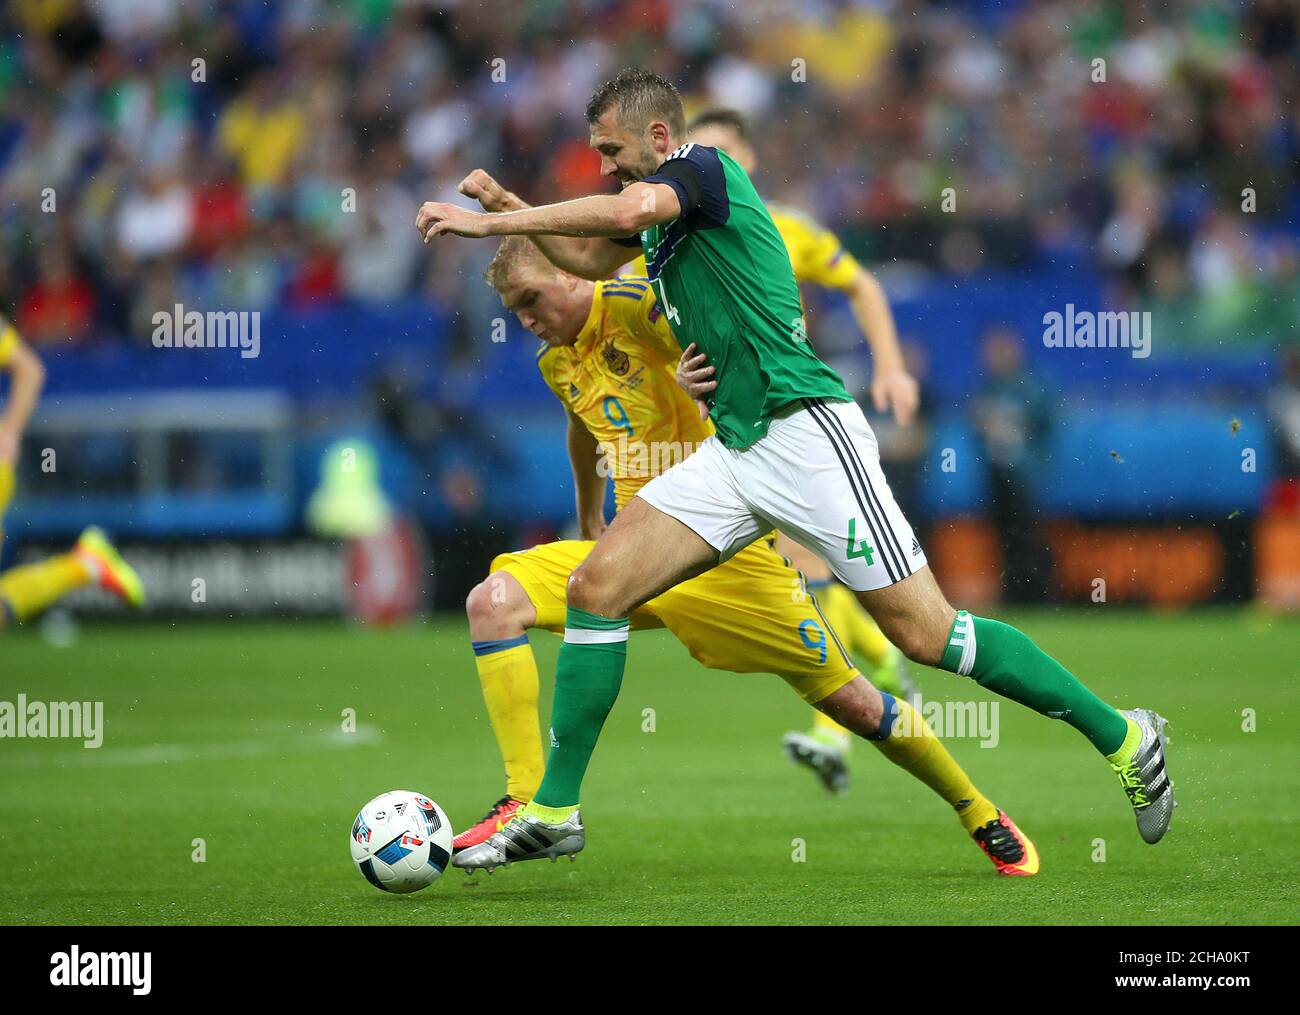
[636,398,927,591]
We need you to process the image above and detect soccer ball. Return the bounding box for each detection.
[350,790,454,894]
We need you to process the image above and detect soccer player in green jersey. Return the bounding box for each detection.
[416,68,1174,870]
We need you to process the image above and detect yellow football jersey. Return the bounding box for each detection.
[537,277,714,510]
[0,317,17,368]
[619,203,860,292]
[768,203,861,292]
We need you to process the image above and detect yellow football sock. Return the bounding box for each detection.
[872,698,1000,833]
[523,800,578,823]
[821,582,890,667]
[471,638,545,803]
[1106,717,1142,768]
[0,553,93,623]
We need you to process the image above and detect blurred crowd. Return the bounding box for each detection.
[0,0,1297,352]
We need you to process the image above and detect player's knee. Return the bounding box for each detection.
[464,580,496,630]
[566,561,624,617]
[465,572,527,638]
[890,624,944,667]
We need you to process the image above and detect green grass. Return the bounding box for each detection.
[1,609,1297,925]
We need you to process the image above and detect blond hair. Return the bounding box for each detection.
[483,236,558,293]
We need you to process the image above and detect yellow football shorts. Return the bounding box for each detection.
[492,538,859,704]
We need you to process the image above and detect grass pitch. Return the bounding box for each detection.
[1,609,1296,925]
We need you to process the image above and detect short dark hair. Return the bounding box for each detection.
[687,107,750,144]
[586,67,685,139]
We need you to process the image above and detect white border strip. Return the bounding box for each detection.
[564,627,629,645]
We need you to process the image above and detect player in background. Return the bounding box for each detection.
[417,69,1173,871]
[453,234,1038,875]
[677,108,920,793]
[0,316,144,629]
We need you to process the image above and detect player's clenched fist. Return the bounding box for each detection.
[458,170,514,213]
[415,201,491,242]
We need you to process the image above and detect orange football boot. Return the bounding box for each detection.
[972,809,1040,876]
[453,796,524,854]
[73,527,145,609]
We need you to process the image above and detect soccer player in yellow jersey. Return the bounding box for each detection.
[0,317,144,629]
[659,109,921,790]
[451,232,1038,875]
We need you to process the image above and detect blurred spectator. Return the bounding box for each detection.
[116,169,193,261]
[188,158,250,259]
[1270,346,1300,479]
[971,326,1054,602]
[0,0,1293,357]
[216,70,306,191]
[17,243,95,345]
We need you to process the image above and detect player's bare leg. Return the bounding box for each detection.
[776,533,916,792]
[456,571,541,852]
[855,565,1175,844]
[455,498,719,870]
[852,565,954,664]
[564,495,720,619]
[466,571,537,640]
[814,674,1038,875]
[779,534,915,695]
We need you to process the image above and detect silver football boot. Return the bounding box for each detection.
[782,730,850,794]
[1113,708,1176,844]
[453,810,585,871]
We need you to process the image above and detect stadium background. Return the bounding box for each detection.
[2,0,1297,618]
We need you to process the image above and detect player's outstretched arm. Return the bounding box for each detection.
[565,410,608,540]
[459,169,636,281]
[0,333,45,465]
[417,180,680,280]
[847,267,919,426]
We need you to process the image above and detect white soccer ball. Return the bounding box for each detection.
[350,790,454,894]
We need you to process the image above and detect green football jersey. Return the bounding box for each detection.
[631,144,851,449]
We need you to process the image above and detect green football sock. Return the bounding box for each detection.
[532,606,629,809]
[941,611,1128,755]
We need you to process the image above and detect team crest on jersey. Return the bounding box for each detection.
[602,340,630,376]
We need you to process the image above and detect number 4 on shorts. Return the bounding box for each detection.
[846,518,875,564]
